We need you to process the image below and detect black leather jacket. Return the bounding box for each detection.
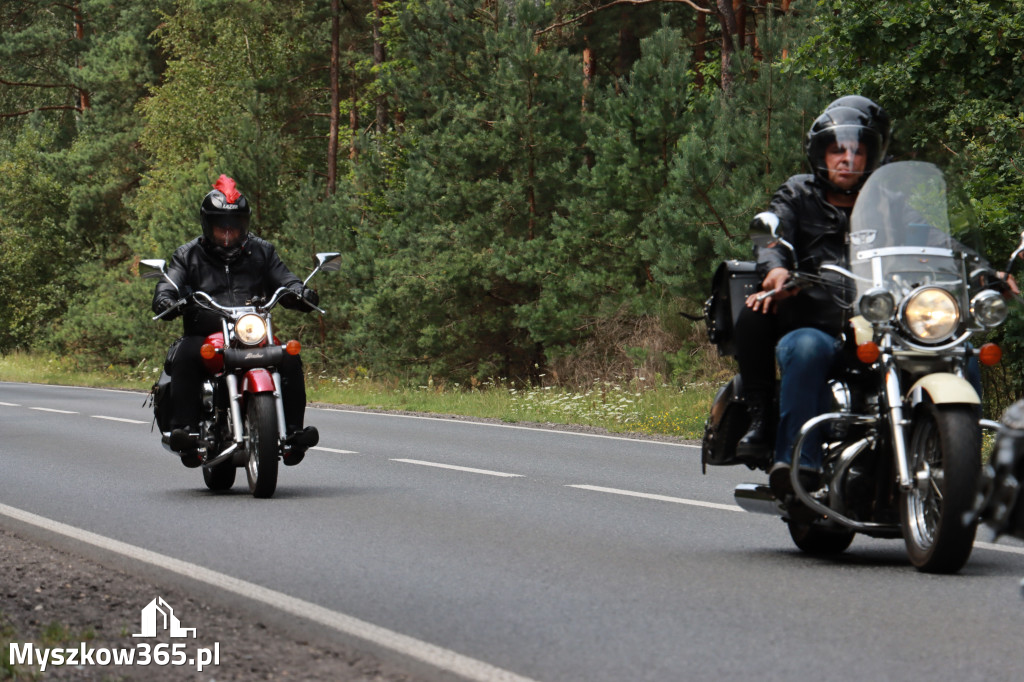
[755,174,849,337]
[152,236,308,336]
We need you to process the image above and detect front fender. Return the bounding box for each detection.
[907,373,980,407]
[242,368,277,393]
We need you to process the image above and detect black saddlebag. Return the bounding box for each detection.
[704,260,759,357]
[150,337,182,433]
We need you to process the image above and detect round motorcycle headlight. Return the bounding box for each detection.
[858,288,896,323]
[235,314,268,346]
[971,289,1009,329]
[902,287,960,342]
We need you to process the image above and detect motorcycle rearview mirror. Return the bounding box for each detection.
[1004,230,1024,275]
[139,258,181,295]
[303,252,342,287]
[316,252,342,272]
[750,211,780,236]
[749,211,797,263]
[139,259,167,279]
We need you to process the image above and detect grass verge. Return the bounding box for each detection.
[0,353,715,440]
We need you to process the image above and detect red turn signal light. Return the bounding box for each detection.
[199,343,218,360]
[979,343,1002,366]
[285,340,302,356]
[856,342,880,364]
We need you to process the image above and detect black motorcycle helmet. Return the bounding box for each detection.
[805,97,890,195]
[200,175,250,257]
[824,95,892,151]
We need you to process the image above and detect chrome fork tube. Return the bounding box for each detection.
[225,373,245,444]
[882,354,913,490]
[272,370,287,442]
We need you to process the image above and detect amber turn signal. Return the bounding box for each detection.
[978,342,1002,366]
[200,343,218,360]
[285,339,302,356]
[856,342,880,364]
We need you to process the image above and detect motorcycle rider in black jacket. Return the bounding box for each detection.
[152,175,320,467]
[732,96,891,495]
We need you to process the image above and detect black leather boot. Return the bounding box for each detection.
[283,426,319,466]
[736,399,772,463]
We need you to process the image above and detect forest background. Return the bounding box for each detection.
[2,0,1024,423]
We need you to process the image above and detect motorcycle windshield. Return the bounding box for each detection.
[849,161,968,313]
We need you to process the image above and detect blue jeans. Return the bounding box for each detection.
[774,328,842,470]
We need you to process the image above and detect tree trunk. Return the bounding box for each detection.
[580,16,595,112]
[372,0,388,132]
[349,83,359,160]
[74,2,89,110]
[326,0,340,195]
[716,0,737,94]
[581,42,595,111]
[693,11,706,88]
[734,0,746,50]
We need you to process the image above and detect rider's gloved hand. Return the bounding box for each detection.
[154,297,182,321]
[285,283,319,309]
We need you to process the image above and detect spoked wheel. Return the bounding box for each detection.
[788,520,855,555]
[901,403,980,573]
[245,394,280,499]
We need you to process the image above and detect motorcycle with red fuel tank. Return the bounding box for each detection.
[141,252,340,498]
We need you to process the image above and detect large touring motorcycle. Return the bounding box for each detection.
[703,162,1014,573]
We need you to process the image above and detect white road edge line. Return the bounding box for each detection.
[91,415,149,425]
[312,446,359,454]
[29,407,78,414]
[392,459,523,478]
[322,407,698,447]
[0,502,540,682]
[567,484,744,512]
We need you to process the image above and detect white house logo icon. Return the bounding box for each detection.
[132,597,197,638]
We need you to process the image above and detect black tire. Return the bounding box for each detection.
[788,521,855,555]
[202,461,236,491]
[245,394,279,499]
[901,403,980,573]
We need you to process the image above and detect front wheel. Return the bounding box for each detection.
[901,403,980,573]
[245,393,280,498]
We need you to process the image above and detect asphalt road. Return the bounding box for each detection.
[2,381,1023,681]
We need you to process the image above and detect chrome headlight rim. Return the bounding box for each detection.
[235,313,269,346]
[858,287,896,324]
[900,286,961,344]
[971,289,1009,329]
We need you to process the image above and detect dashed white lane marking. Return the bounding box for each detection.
[567,484,744,512]
[29,407,77,414]
[975,540,1024,556]
[0,402,21,407]
[391,458,523,478]
[0,502,541,682]
[312,446,359,454]
[92,415,149,425]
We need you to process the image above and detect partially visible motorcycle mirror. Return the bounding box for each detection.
[750,211,781,237]
[1005,231,1024,274]
[749,211,797,262]
[316,252,342,273]
[139,258,182,295]
[139,259,167,279]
